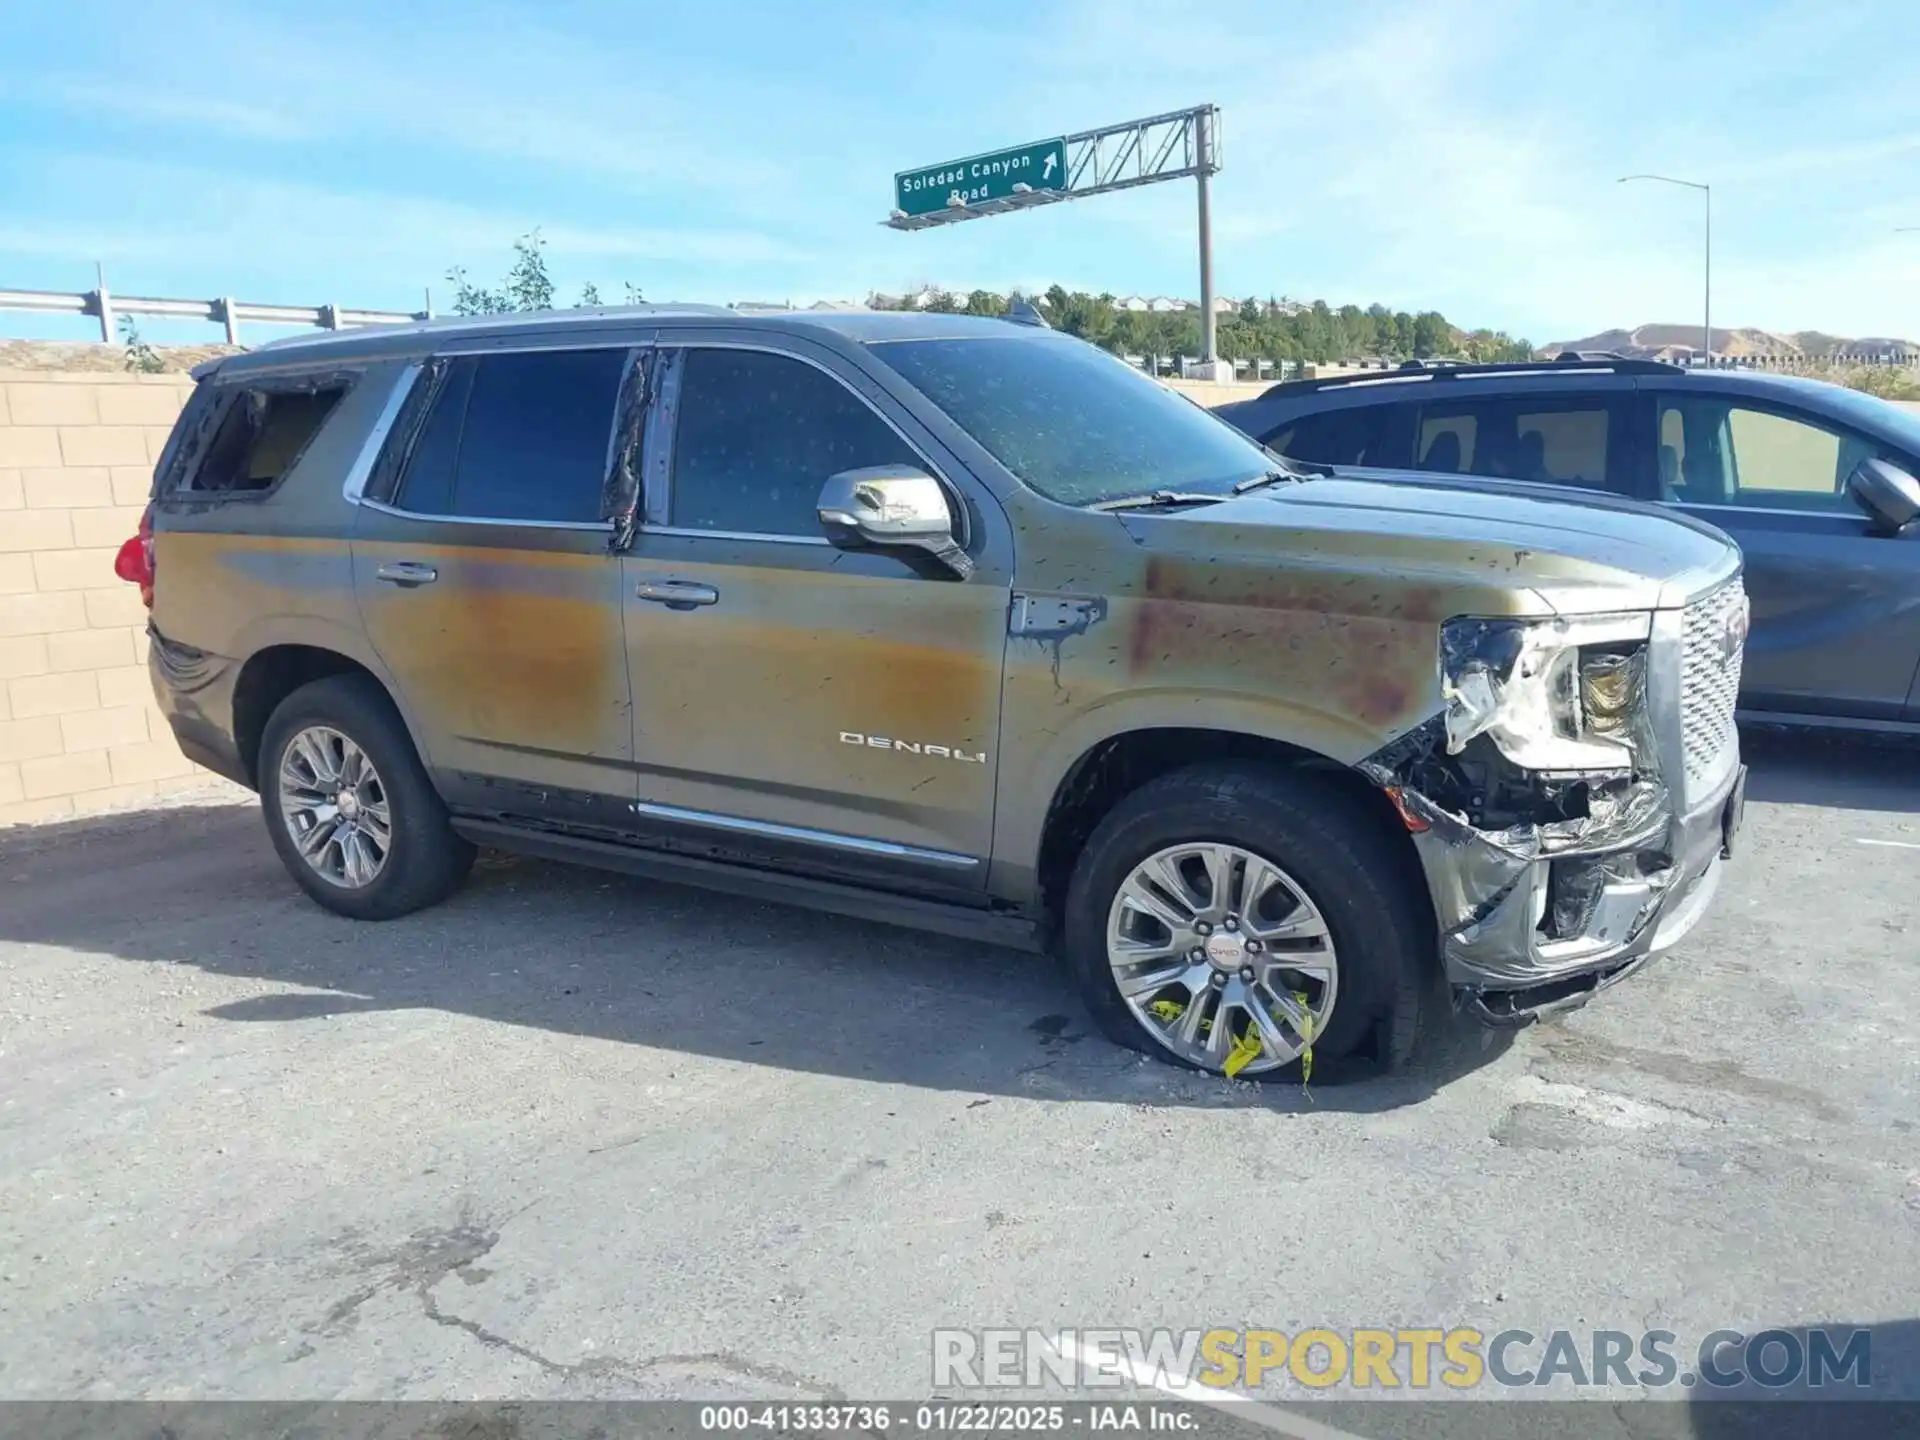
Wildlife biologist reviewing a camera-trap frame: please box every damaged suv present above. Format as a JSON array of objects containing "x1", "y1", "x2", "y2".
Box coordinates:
[{"x1": 125, "y1": 306, "x2": 1747, "y2": 1080}]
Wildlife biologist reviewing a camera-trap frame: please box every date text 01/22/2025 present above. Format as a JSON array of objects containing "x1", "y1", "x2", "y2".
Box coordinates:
[{"x1": 698, "y1": 1404, "x2": 1198, "y2": 1433}]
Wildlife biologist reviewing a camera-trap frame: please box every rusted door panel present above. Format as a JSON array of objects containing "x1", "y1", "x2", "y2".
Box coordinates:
[
  {"x1": 621, "y1": 537, "x2": 1006, "y2": 868},
  {"x1": 353, "y1": 515, "x2": 634, "y2": 809}
]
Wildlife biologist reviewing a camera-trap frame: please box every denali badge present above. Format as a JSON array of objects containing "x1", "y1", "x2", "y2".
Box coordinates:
[{"x1": 840, "y1": 731, "x2": 988, "y2": 764}]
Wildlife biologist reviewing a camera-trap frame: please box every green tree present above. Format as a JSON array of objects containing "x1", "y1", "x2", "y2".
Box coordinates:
[
  {"x1": 118, "y1": 314, "x2": 166, "y2": 373},
  {"x1": 1411, "y1": 311, "x2": 1451, "y2": 358},
  {"x1": 446, "y1": 229, "x2": 562, "y2": 315},
  {"x1": 438, "y1": 234, "x2": 1540, "y2": 369}
]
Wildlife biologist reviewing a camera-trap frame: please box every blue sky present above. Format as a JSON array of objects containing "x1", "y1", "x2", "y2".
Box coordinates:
[{"x1": 3, "y1": 0, "x2": 1919, "y2": 347}]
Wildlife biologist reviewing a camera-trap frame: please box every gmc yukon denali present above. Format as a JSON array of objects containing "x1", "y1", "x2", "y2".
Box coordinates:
[{"x1": 121, "y1": 306, "x2": 1749, "y2": 1080}]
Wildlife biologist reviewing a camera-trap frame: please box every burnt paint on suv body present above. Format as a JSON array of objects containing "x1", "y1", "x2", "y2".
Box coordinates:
[{"x1": 142, "y1": 307, "x2": 1746, "y2": 1026}]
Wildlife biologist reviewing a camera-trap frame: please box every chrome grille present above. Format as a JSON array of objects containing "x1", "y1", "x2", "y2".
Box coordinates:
[{"x1": 1680, "y1": 577, "x2": 1746, "y2": 791}]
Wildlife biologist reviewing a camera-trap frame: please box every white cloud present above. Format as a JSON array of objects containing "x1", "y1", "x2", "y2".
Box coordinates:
[
  {"x1": 32, "y1": 80, "x2": 313, "y2": 141},
  {"x1": 0, "y1": 155, "x2": 811, "y2": 305}
]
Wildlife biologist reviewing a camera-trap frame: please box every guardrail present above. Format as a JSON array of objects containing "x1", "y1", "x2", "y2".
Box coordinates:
[{"x1": 0, "y1": 286, "x2": 428, "y2": 346}]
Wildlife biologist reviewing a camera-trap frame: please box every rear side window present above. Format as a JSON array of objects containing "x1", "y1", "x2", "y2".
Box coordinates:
[
  {"x1": 670, "y1": 347, "x2": 920, "y2": 535},
  {"x1": 393, "y1": 360, "x2": 475, "y2": 515},
  {"x1": 1412, "y1": 396, "x2": 1622, "y2": 490},
  {"x1": 391, "y1": 349, "x2": 628, "y2": 523},
  {"x1": 1265, "y1": 407, "x2": 1389, "y2": 467},
  {"x1": 185, "y1": 384, "x2": 347, "y2": 494}
]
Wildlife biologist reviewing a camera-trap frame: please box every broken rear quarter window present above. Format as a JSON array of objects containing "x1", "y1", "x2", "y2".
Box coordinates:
[{"x1": 186, "y1": 385, "x2": 349, "y2": 494}]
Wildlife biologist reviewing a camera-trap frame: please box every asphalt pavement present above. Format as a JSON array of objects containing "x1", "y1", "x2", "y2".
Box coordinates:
[{"x1": 0, "y1": 732, "x2": 1916, "y2": 1436}]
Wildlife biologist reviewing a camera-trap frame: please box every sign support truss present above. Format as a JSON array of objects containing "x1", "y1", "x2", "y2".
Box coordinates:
[{"x1": 884, "y1": 105, "x2": 1225, "y2": 366}]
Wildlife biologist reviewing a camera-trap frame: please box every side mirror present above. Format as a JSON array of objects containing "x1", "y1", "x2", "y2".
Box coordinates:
[
  {"x1": 1846, "y1": 457, "x2": 1920, "y2": 535},
  {"x1": 817, "y1": 466, "x2": 973, "y2": 578}
]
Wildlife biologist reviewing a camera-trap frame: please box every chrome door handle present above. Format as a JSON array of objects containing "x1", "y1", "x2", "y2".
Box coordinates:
[
  {"x1": 375, "y1": 561, "x2": 438, "y2": 587},
  {"x1": 636, "y1": 580, "x2": 719, "y2": 609}
]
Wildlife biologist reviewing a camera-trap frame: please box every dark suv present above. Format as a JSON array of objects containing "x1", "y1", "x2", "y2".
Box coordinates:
[{"x1": 1217, "y1": 358, "x2": 1920, "y2": 734}]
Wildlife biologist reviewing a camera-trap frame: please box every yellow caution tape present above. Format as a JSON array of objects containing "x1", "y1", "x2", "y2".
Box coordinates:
[
  {"x1": 1222, "y1": 1022, "x2": 1264, "y2": 1079},
  {"x1": 1147, "y1": 998, "x2": 1186, "y2": 1024},
  {"x1": 1295, "y1": 992, "x2": 1315, "y2": 1089}
]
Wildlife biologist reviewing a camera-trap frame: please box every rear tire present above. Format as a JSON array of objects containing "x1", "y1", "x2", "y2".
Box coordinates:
[
  {"x1": 258, "y1": 674, "x2": 474, "y2": 920},
  {"x1": 1061, "y1": 763, "x2": 1429, "y2": 1082}
]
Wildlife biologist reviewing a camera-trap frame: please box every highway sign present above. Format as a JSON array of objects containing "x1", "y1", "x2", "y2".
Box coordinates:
[{"x1": 894, "y1": 138, "x2": 1068, "y2": 218}]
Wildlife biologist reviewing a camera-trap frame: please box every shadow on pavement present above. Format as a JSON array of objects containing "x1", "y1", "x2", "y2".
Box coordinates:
[
  {"x1": 1740, "y1": 724, "x2": 1920, "y2": 814},
  {"x1": 1680, "y1": 1315, "x2": 1920, "y2": 1439},
  {"x1": 0, "y1": 799, "x2": 1510, "y2": 1114}
]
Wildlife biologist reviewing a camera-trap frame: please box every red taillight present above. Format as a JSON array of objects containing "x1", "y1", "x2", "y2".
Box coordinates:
[{"x1": 114, "y1": 505, "x2": 155, "y2": 608}]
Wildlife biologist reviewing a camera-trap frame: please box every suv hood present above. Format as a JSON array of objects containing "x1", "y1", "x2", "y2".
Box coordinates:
[{"x1": 1138, "y1": 470, "x2": 1740, "y2": 614}]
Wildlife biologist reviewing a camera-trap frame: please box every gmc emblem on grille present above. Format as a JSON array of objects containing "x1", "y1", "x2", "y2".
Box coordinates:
[{"x1": 1719, "y1": 599, "x2": 1750, "y2": 666}]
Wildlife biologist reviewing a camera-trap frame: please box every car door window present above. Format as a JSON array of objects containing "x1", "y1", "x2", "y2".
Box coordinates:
[
  {"x1": 1264, "y1": 406, "x2": 1387, "y2": 466},
  {"x1": 392, "y1": 360, "x2": 475, "y2": 515},
  {"x1": 187, "y1": 384, "x2": 348, "y2": 494},
  {"x1": 1657, "y1": 396, "x2": 1874, "y2": 512},
  {"x1": 670, "y1": 347, "x2": 920, "y2": 536},
  {"x1": 1414, "y1": 397, "x2": 1618, "y2": 490},
  {"x1": 444, "y1": 349, "x2": 628, "y2": 523}
]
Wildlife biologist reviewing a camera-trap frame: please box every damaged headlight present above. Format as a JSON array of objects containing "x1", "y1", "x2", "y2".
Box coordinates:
[{"x1": 1440, "y1": 613, "x2": 1653, "y2": 770}]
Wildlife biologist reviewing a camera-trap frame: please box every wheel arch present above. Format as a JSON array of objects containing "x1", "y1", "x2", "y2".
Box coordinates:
[
  {"x1": 1016, "y1": 724, "x2": 1428, "y2": 950},
  {"x1": 233, "y1": 643, "x2": 404, "y2": 788}
]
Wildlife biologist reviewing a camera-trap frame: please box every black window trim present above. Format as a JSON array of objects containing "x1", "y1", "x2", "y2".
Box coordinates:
[
  {"x1": 341, "y1": 360, "x2": 426, "y2": 505},
  {"x1": 1648, "y1": 389, "x2": 1890, "y2": 523},
  {"x1": 166, "y1": 367, "x2": 361, "y2": 504},
  {"x1": 348, "y1": 343, "x2": 638, "y2": 533},
  {"x1": 646, "y1": 337, "x2": 967, "y2": 548}
]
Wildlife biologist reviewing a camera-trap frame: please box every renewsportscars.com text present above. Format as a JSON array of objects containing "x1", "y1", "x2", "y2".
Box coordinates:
[{"x1": 932, "y1": 1326, "x2": 1873, "y2": 1392}]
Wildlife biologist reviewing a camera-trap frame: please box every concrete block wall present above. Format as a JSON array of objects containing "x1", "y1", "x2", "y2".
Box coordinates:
[{"x1": 0, "y1": 368, "x2": 225, "y2": 825}]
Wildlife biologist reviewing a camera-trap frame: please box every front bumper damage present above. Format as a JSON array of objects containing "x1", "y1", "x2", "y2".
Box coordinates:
[
  {"x1": 1388, "y1": 758, "x2": 1743, "y2": 1024},
  {"x1": 1360, "y1": 610, "x2": 1746, "y2": 1028}
]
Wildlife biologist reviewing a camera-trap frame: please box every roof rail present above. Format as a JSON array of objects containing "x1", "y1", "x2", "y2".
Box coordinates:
[{"x1": 1256, "y1": 355, "x2": 1684, "y2": 398}]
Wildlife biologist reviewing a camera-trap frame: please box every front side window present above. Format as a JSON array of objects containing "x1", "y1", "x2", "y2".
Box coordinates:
[
  {"x1": 1265, "y1": 407, "x2": 1388, "y2": 467},
  {"x1": 1657, "y1": 396, "x2": 1874, "y2": 511},
  {"x1": 187, "y1": 383, "x2": 347, "y2": 493},
  {"x1": 1413, "y1": 397, "x2": 1617, "y2": 490},
  {"x1": 873, "y1": 334, "x2": 1272, "y2": 506},
  {"x1": 670, "y1": 347, "x2": 920, "y2": 535}
]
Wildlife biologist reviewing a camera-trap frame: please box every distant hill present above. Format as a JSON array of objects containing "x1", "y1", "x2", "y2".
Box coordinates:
[{"x1": 1544, "y1": 324, "x2": 1916, "y2": 363}]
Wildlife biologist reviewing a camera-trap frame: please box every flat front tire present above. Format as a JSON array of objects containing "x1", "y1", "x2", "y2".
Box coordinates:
[
  {"x1": 258, "y1": 674, "x2": 475, "y2": 920},
  {"x1": 1062, "y1": 764, "x2": 1429, "y2": 1082}
]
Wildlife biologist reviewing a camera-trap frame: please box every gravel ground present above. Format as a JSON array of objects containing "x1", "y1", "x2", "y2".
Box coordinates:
[{"x1": 0, "y1": 732, "x2": 1916, "y2": 1436}]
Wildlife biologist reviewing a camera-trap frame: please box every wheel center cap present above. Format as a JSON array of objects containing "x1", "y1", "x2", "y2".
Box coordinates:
[
  {"x1": 1203, "y1": 931, "x2": 1247, "y2": 970},
  {"x1": 336, "y1": 790, "x2": 360, "y2": 820}
]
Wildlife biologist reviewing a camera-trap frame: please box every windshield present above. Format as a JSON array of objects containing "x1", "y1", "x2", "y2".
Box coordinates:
[{"x1": 870, "y1": 334, "x2": 1276, "y2": 506}]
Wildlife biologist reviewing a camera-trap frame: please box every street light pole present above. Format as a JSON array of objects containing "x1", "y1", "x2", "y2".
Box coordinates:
[{"x1": 1619, "y1": 173, "x2": 1712, "y2": 365}]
